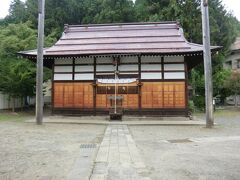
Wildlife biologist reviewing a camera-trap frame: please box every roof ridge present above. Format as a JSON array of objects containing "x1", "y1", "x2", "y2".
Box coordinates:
[{"x1": 67, "y1": 21, "x2": 179, "y2": 28}]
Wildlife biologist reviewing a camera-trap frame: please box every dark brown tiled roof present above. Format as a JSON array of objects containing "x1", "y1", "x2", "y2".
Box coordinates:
[{"x1": 19, "y1": 22, "x2": 220, "y2": 57}]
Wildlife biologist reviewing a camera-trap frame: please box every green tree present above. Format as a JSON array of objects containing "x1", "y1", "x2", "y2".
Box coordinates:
[
  {"x1": 0, "y1": 22, "x2": 52, "y2": 111},
  {"x1": 93, "y1": 0, "x2": 136, "y2": 23},
  {"x1": 0, "y1": 59, "x2": 36, "y2": 111},
  {"x1": 4, "y1": 0, "x2": 27, "y2": 24},
  {"x1": 0, "y1": 22, "x2": 36, "y2": 58}
]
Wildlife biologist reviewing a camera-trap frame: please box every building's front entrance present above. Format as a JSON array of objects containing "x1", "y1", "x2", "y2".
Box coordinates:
[{"x1": 96, "y1": 79, "x2": 138, "y2": 110}]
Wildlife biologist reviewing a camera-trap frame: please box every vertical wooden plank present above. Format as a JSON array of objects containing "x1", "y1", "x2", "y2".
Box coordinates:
[
  {"x1": 74, "y1": 83, "x2": 84, "y2": 108},
  {"x1": 174, "y1": 82, "x2": 186, "y2": 108},
  {"x1": 152, "y1": 82, "x2": 163, "y2": 108},
  {"x1": 53, "y1": 83, "x2": 64, "y2": 108},
  {"x1": 63, "y1": 83, "x2": 74, "y2": 107},
  {"x1": 141, "y1": 82, "x2": 153, "y2": 108},
  {"x1": 163, "y1": 82, "x2": 174, "y2": 108},
  {"x1": 83, "y1": 83, "x2": 93, "y2": 108},
  {"x1": 122, "y1": 94, "x2": 128, "y2": 108}
]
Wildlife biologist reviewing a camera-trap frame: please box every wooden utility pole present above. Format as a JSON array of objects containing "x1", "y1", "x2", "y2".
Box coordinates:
[
  {"x1": 36, "y1": 0, "x2": 45, "y2": 125},
  {"x1": 201, "y1": 0, "x2": 214, "y2": 128}
]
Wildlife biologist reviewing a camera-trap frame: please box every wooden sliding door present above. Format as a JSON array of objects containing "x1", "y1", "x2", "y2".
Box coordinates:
[
  {"x1": 142, "y1": 82, "x2": 185, "y2": 108},
  {"x1": 53, "y1": 82, "x2": 93, "y2": 108}
]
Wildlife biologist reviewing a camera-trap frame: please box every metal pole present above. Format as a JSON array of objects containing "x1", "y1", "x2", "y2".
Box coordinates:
[
  {"x1": 36, "y1": 0, "x2": 45, "y2": 125},
  {"x1": 201, "y1": 0, "x2": 214, "y2": 128}
]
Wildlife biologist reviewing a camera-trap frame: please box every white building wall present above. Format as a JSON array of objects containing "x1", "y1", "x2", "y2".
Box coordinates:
[{"x1": 53, "y1": 56, "x2": 185, "y2": 81}]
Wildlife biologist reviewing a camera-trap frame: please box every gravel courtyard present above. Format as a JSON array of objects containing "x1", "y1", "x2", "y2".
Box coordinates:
[
  {"x1": 0, "y1": 109, "x2": 240, "y2": 180},
  {"x1": 0, "y1": 120, "x2": 105, "y2": 180},
  {"x1": 129, "y1": 109, "x2": 240, "y2": 180}
]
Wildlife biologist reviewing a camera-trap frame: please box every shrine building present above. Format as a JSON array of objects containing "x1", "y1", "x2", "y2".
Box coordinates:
[{"x1": 19, "y1": 22, "x2": 219, "y2": 116}]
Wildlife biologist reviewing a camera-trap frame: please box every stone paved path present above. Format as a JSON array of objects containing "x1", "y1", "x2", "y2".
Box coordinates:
[{"x1": 90, "y1": 125, "x2": 151, "y2": 180}]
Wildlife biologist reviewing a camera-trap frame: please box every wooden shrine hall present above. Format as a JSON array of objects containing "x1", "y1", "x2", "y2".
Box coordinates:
[{"x1": 19, "y1": 22, "x2": 219, "y2": 116}]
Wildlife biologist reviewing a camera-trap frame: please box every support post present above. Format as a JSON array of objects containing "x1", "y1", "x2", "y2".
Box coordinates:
[
  {"x1": 36, "y1": 0, "x2": 45, "y2": 125},
  {"x1": 93, "y1": 57, "x2": 97, "y2": 115},
  {"x1": 201, "y1": 0, "x2": 214, "y2": 128},
  {"x1": 138, "y1": 55, "x2": 142, "y2": 115}
]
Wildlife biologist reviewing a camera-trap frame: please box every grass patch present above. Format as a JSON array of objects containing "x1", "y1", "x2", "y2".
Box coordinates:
[
  {"x1": 0, "y1": 111, "x2": 34, "y2": 122},
  {"x1": 193, "y1": 108, "x2": 240, "y2": 118},
  {"x1": 214, "y1": 109, "x2": 240, "y2": 117}
]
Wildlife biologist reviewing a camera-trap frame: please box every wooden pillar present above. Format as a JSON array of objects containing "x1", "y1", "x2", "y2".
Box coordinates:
[
  {"x1": 161, "y1": 56, "x2": 165, "y2": 110},
  {"x1": 93, "y1": 56, "x2": 97, "y2": 115},
  {"x1": 72, "y1": 57, "x2": 76, "y2": 114},
  {"x1": 184, "y1": 58, "x2": 189, "y2": 117},
  {"x1": 51, "y1": 61, "x2": 55, "y2": 115},
  {"x1": 138, "y1": 55, "x2": 142, "y2": 115}
]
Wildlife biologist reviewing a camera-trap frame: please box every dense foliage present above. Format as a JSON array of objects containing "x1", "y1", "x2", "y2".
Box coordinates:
[
  {"x1": 0, "y1": 22, "x2": 52, "y2": 111},
  {"x1": 0, "y1": 0, "x2": 240, "y2": 110}
]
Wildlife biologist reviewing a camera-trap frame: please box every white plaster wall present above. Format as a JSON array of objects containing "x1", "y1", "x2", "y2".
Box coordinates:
[
  {"x1": 164, "y1": 64, "x2": 185, "y2": 71},
  {"x1": 75, "y1": 65, "x2": 94, "y2": 72},
  {"x1": 164, "y1": 72, "x2": 185, "y2": 79},
  {"x1": 75, "y1": 73, "x2": 94, "y2": 80},
  {"x1": 96, "y1": 65, "x2": 115, "y2": 72},
  {"x1": 54, "y1": 66, "x2": 73, "y2": 72},
  {"x1": 54, "y1": 74, "x2": 73, "y2": 80},
  {"x1": 142, "y1": 73, "x2": 162, "y2": 79},
  {"x1": 119, "y1": 64, "x2": 138, "y2": 71},
  {"x1": 142, "y1": 64, "x2": 161, "y2": 71}
]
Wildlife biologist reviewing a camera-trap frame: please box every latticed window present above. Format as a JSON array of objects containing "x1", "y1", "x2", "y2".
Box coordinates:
[
  {"x1": 118, "y1": 86, "x2": 127, "y2": 94},
  {"x1": 107, "y1": 86, "x2": 115, "y2": 94},
  {"x1": 127, "y1": 86, "x2": 138, "y2": 94},
  {"x1": 97, "y1": 86, "x2": 107, "y2": 94}
]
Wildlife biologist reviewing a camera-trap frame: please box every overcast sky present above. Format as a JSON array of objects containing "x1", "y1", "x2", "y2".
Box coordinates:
[{"x1": 0, "y1": 0, "x2": 240, "y2": 20}]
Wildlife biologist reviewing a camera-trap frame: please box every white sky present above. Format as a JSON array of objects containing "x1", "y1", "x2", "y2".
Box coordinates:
[{"x1": 0, "y1": 0, "x2": 240, "y2": 20}]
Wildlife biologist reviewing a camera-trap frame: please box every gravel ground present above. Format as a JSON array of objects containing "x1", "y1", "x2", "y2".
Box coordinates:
[
  {"x1": 0, "y1": 121, "x2": 105, "y2": 180},
  {"x1": 129, "y1": 109, "x2": 240, "y2": 180}
]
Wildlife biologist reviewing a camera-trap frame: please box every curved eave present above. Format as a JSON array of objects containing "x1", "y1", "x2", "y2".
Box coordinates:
[{"x1": 18, "y1": 46, "x2": 221, "y2": 59}]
